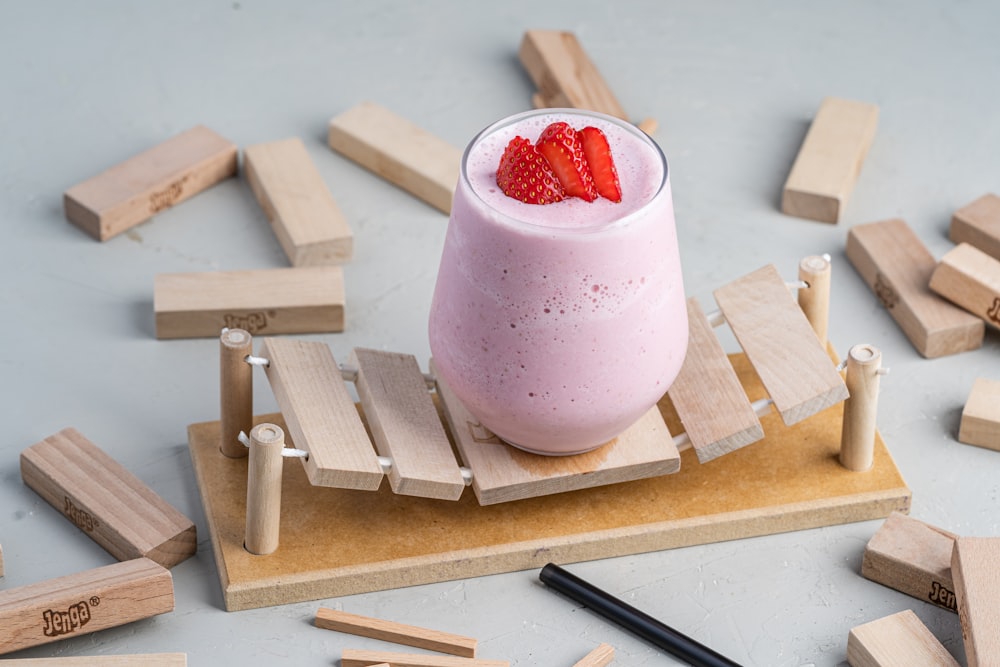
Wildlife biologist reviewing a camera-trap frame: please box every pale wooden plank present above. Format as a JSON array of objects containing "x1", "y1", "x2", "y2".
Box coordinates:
[
  {"x1": 327, "y1": 102, "x2": 461, "y2": 214},
  {"x1": 316, "y1": 607, "x2": 477, "y2": 657},
  {"x1": 861, "y1": 512, "x2": 958, "y2": 613},
  {"x1": 929, "y1": 242, "x2": 1000, "y2": 330},
  {"x1": 351, "y1": 349, "x2": 465, "y2": 501},
  {"x1": 847, "y1": 609, "x2": 959, "y2": 667},
  {"x1": 781, "y1": 97, "x2": 878, "y2": 223},
  {"x1": 341, "y1": 650, "x2": 507, "y2": 667},
  {"x1": 0, "y1": 558, "x2": 173, "y2": 655},
  {"x1": 64, "y1": 125, "x2": 237, "y2": 241},
  {"x1": 951, "y1": 537, "x2": 1000, "y2": 667},
  {"x1": 154, "y1": 266, "x2": 345, "y2": 339},
  {"x1": 713, "y1": 264, "x2": 848, "y2": 425},
  {"x1": 846, "y1": 218, "x2": 984, "y2": 358},
  {"x1": 261, "y1": 338, "x2": 382, "y2": 490},
  {"x1": 20, "y1": 428, "x2": 196, "y2": 569},
  {"x1": 244, "y1": 137, "x2": 353, "y2": 267},
  {"x1": 959, "y1": 378, "x2": 1000, "y2": 451},
  {"x1": 950, "y1": 193, "x2": 1000, "y2": 261},
  {"x1": 572, "y1": 643, "x2": 614, "y2": 667},
  {"x1": 667, "y1": 297, "x2": 764, "y2": 462},
  {"x1": 2, "y1": 655, "x2": 187, "y2": 666}
]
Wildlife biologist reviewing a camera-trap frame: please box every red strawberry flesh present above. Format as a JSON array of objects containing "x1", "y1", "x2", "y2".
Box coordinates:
[
  {"x1": 535, "y1": 122, "x2": 598, "y2": 202},
  {"x1": 579, "y1": 126, "x2": 622, "y2": 203},
  {"x1": 495, "y1": 136, "x2": 566, "y2": 205}
]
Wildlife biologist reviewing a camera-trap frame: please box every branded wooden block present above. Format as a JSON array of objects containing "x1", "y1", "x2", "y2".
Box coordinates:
[
  {"x1": 950, "y1": 193, "x2": 1000, "y2": 261},
  {"x1": 2, "y1": 655, "x2": 187, "y2": 666},
  {"x1": 153, "y1": 266, "x2": 345, "y2": 339},
  {"x1": 781, "y1": 97, "x2": 878, "y2": 223},
  {"x1": 929, "y1": 242, "x2": 1000, "y2": 330},
  {"x1": 316, "y1": 607, "x2": 477, "y2": 657},
  {"x1": 244, "y1": 137, "x2": 353, "y2": 267},
  {"x1": 340, "y1": 650, "x2": 507, "y2": 667},
  {"x1": 958, "y1": 378, "x2": 1000, "y2": 451},
  {"x1": 328, "y1": 102, "x2": 461, "y2": 214},
  {"x1": 0, "y1": 558, "x2": 174, "y2": 655},
  {"x1": 846, "y1": 218, "x2": 984, "y2": 357},
  {"x1": 20, "y1": 428, "x2": 196, "y2": 569},
  {"x1": 572, "y1": 644, "x2": 614, "y2": 667},
  {"x1": 64, "y1": 125, "x2": 237, "y2": 241},
  {"x1": 847, "y1": 609, "x2": 959, "y2": 667},
  {"x1": 951, "y1": 537, "x2": 1000, "y2": 666}
]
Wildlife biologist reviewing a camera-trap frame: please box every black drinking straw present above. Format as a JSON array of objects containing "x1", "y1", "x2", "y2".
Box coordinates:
[{"x1": 539, "y1": 563, "x2": 743, "y2": 667}]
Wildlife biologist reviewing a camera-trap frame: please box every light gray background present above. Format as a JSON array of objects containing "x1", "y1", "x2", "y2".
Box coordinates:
[{"x1": 1, "y1": 2, "x2": 998, "y2": 665}]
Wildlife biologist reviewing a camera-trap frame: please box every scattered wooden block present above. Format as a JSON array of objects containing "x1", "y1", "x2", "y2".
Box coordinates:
[
  {"x1": 781, "y1": 97, "x2": 878, "y2": 223},
  {"x1": 846, "y1": 609, "x2": 959, "y2": 667},
  {"x1": 572, "y1": 643, "x2": 614, "y2": 667},
  {"x1": 958, "y1": 378, "x2": 1000, "y2": 451},
  {"x1": 929, "y1": 242, "x2": 1000, "y2": 330},
  {"x1": 861, "y1": 512, "x2": 958, "y2": 613},
  {"x1": 153, "y1": 266, "x2": 345, "y2": 339},
  {"x1": 64, "y1": 125, "x2": 237, "y2": 241},
  {"x1": 2, "y1": 655, "x2": 187, "y2": 666},
  {"x1": 951, "y1": 537, "x2": 1000, "y2": 666},
  {"x1": 244, "y1": 137, "x2": 353, "y2": 267},
  {"x1": 713, "y1": 264, "x2": 848, "y2": 425},
  {"x1": 20, "y1": 428, "x2": 196, "y2": 569},
  {"x1": 667, "y1": 297, "x2": 763, "y2": 462},
  {"x1": 0, "y1": 558, "x2": 174, "y2": 655},
  {"x1": 315, "y1": 607, "x2": 477, "y2": 657},
  {"x1": 328, "y1": 102, "x2": 461, "y2": 214},
  {"x1": 846, "y1": 218, "x2": 984, "y2": 358},
  {"x1": 950, "y1": 193, "x2": 1000, "y2": 261},
  {"x1": 340, "y1": 649, "x2": 508, "y2": 667}
]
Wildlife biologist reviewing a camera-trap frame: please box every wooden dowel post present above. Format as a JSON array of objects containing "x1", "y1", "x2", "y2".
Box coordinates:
[
  {"x1": 840, "y1": 344, "x2": 882, "y2": 471},
  {"x1": 245, "y1": 423, "x2": 285, "y2": 555},
  {"x1": 798, "y1": 255, "x2": 831, "y2": 347},
  {"x1": 220, "y1": 328, "x2": 253, "y2": 458}
]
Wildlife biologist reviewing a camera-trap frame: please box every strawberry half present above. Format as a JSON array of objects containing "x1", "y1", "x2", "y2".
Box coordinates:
[
  {"x1": 535, "y1": 122, "x2": 598, "y2": 202},
  {"x1": 579, "y1": 126, "x2": 622, "y2": 203},
  {"x1": 496, "y1": 136, "x2": 566, "y2": 205}
]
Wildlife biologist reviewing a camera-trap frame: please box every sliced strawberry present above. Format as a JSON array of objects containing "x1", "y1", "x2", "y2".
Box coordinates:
[
  {"x1": 579, "y1": 126, "x2": 622, "y2": 203},
  {"x1": 535, "y1": 122, "x2": 597, "y2": 202},
  {"x1": 496, "y1": 136, "x2": 566, "y2": 205}
]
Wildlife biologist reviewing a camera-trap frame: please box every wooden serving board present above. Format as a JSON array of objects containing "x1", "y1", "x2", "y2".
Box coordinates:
[{"x1": 187, "y1": 352, "x2": 910, "y2": 611}]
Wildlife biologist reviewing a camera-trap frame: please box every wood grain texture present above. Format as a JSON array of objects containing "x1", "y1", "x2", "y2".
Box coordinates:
[
  {"x1": 327, "y1": 102, "x2": 461, "y2": 213},
  {"x1": 351, "y1": 349, "x2": 465, "y2": 500},
  {"x1": 261, "y1": 338, "x2": 382, "y2": 490},
  {"x1": 316, "y1": 607, "x2": 477, "y2": 657},
  {"x1": 929, "y1": 242, "x2": 1000, "y2": 330},
  {"x1": 219, "y1": 328, "x2": 253, "y2": 458},
  {"x1": 713, "y1": 264, "x2": 848, "y2": 425},
  {"x1": 781, "y1": 97, "x2": 878, "y2": 223},
  {"x1": 1, "y1": 655, "x2": 187, "y2": 666},
  {"x1": 20, "y1": 428, "x2": 196, "y2": 569},
  {"x1": 959, "y1": 378, "x2": 1000, "y2": 451},
  {"x1": 154, "y1": 266, "x2": 345, "y2": 339},
  {"x1": 847, "y1": 609, "x2": 959, "y2": 667},
  {"x1": 340, "y1": 650, "x2": 506, "y2": 667},
  {"x1": 667, "y1": 297, "x2": 763, "y2": 462},
  {"x1": 950, "y1": 193, "x2": 1000, "y2": 261},
  {"x1": 846, "y1": 218, "x2": 984, "y2": 358},
  {"x1": 572, "y1": 643, "x2": 614, "y2": 667},
  {"x1": 64, "y1": 125, "x2": 237, "y2": 241},
  {"x1": 952, "y1": 537, "x2": 1000, "y2": 666},
  {"x1": 0, "y1": 558, "x2": 174, "y2": 655},
  {"x1": 244, "y1": 137, "x2": 353, "y2": 266},
  {"x1": 245, "y1": 424, "x2": 285, "y2": 556},
  {"x1": 840, "y1": 344, "x2": 882, "y2": 472}
]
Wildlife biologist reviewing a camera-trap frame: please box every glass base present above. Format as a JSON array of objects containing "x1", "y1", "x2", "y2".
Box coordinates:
[{"x1": 499, "y1": 437, "x2": 610, "y2": 457}]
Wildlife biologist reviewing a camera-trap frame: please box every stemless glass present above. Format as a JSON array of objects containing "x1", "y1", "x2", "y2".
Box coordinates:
[{"x1": 428, "y1": 109, "x2": 687, "y2": 455}]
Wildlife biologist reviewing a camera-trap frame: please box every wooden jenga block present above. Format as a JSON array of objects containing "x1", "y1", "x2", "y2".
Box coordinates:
[
  {"x1": 244, "y1": 137, "x2": 353, "y2": 267},
  {"x1": 846, "y1": 219, "x2": 984, "y2": 357},
  {"x1": 20, "y1": 428, "x2": 196, "y2": 569},
  {"x1": 861, "y1": 512, "x2": 958, "y2": 613},
  {"x1": 781, "y1": 97, "x2": 878, "y2": 223},
  {"x1": 0, "y1": 558, "x2": 174, "y2": 655},
  {"x1": 929, "y1": 242, "x2": 1000, "y2": 330},
  {"x1": 951, "y1": 537, "x2": 1000, "y2": 666},
  {"x1": 572, "y1": 643, "x2": 614, "y2": 667},
  {"x1": 2, "y1": 655, "x2": 187, "y2": 666},
  {"x1": 153, "y1": 266, "x2": 345, "y2": 339},
  {"x1": 64, "y1": 125, "x2": 237, "y2": 241},
  {"x1": 950, "y1": 193, "x2": 1000, "y2": 261},
  {"x1": 327, "y1": 102, "x2": 461, "y2": 214},
  {"x1": 846, "y1": 609, "x2": 959, "y2": 667},
  {"x1": 315, "y1": 607, "x2": 477, "y2": 657},
  {"x1": 340, "y1": 650, "x2": 508, "y2": 667},
  {"x1": 959, "y1": 378, "x2": 1000, "y2": 451}
]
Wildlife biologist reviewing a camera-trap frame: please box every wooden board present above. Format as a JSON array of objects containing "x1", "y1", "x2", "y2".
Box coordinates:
[
  {"x1": 950, "y1": 193, "x2": 1000, "y2": 261},
  {"x1": 20, "y1": 428, "x2": 196, "y2": 569},
  {"x1": 341, "y1": 651, "x2": 507, "y2": 667},
  {"x1": 958, "y1": 378, "x2": 1000, "y2": 451},
  {"x1": 327, "y1": 102, "x2": 461, "y2": 214},
  {"x1": 244, "y1": 137, "x2": 353, "y2": 267},
  {"x1": 153, "y1": 266, "x2": 345, "y2": 339},
  {"x1": 929, "y1": 242, "x2": 1000, "y2": 330},
  {"x1": 952, "y1": 537, "x2": 1000, "y2": 667},
  {"x1": 572, "y1": 644, "x2": 614, "y2": 667},
  {"x1": 846, "y1": 218, "x2": 985, "y2": 358},
  {"x1": 188, "y1": 351, "x2": 910, "y2": 611},
  {"x1": 2, "y1": 655, "x2": 187, "y2": 666},
  {"x1": 781, "y1": 97, "x2": 878, "y2": 223},
  {"x1": 315, "y1": 607, "x2": 477, "y2": 657},
  {"x1": 846, "y1": 609, "x2": 959, "y2": 667},
  {"x1": 64, "y1": 125, "x2": 237, "y2": 241}
]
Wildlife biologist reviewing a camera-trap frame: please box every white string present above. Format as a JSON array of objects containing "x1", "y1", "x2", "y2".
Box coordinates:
[
  {"x1": 244, "y1": 355, "x2": 270, "y2": 367},
  {"x1": 237, "y1": 431, "x2": 308, "y2": 459}
]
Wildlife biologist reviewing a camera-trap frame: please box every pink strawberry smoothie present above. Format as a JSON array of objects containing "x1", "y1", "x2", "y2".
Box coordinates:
[{"x1": 429, "y1": 109, "x2": 687, "y2": 455}]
